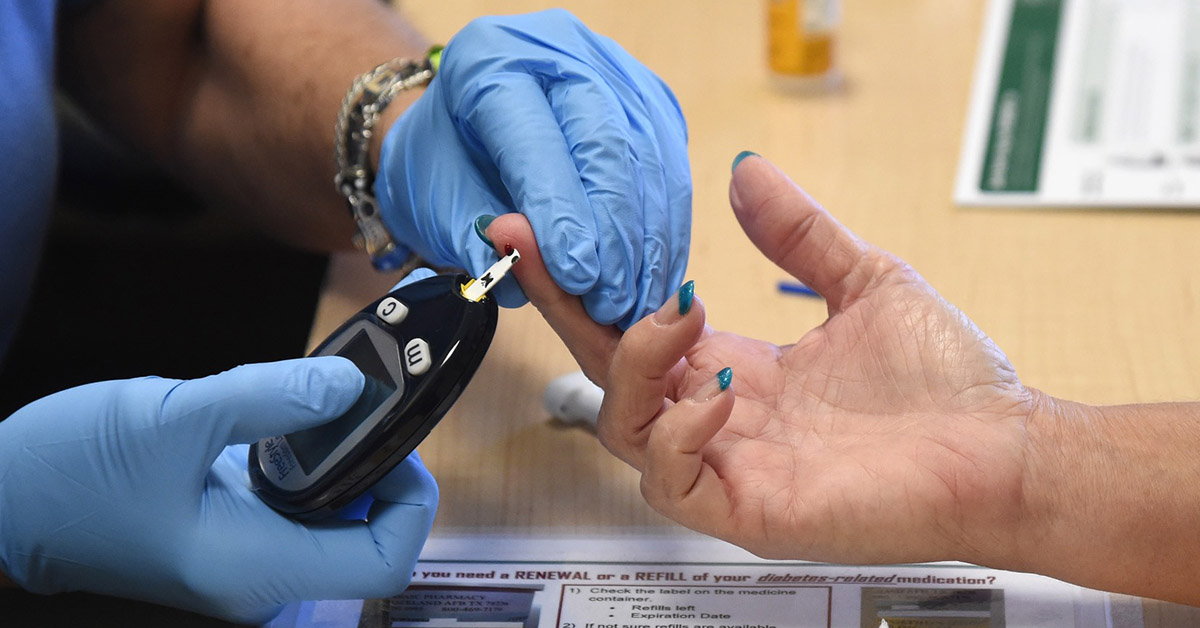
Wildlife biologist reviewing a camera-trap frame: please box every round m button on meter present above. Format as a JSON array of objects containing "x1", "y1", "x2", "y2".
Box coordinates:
[{"x1": 404, "y1": 338, "x2": 432, "y2": 376}]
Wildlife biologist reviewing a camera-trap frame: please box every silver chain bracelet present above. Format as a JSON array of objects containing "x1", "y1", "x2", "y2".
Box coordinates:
[{"x1": 334, "y1": 46, "x2": 442, "y2": 271}]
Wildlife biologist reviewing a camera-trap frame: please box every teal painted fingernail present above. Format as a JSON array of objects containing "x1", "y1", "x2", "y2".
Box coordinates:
[
  {"x1": 732, "y1": 150, "x2": 758, "y2": 173},
  {"x1": 474, "y1": 215, "x2": 496, "y2": 249},
  {"x1": 678, "y1": 280, "x2": 695, "y2": 315},
  {"x1": 717, "y1": 367, "x2": 733, "y2": 391},
  {"x1": 690, "y1": 366, "x2": 734, "y2": 403}
]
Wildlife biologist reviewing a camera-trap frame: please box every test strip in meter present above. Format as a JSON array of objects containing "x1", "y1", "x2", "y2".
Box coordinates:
[{"x1": 461, "y1": 247, "x2": 521, "y2": 302}]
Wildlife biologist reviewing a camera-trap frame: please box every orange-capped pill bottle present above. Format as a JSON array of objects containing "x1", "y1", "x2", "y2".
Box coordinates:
[{"x1": 767, "y1": 0, "x2": 841, "y2": 89}]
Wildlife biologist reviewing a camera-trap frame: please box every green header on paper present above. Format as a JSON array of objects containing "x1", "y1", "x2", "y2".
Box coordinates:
[{"x1": 979, "y1": 0, "x2": 1064, "y2": 192}]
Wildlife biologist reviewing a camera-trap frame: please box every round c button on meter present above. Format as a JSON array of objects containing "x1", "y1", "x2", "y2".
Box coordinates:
[{"x1": 375, "y1": 297, "x2": 408, "y2": 325}]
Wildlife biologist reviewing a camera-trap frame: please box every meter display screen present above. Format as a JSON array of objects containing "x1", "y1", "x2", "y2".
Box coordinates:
[{"x1": 286, "y1": 330, "x2": 399, "y2": 475}]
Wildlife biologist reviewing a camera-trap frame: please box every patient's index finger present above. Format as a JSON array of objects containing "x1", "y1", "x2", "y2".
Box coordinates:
[{"x1": 485, "y1": 213, "x2": 621, "y2": 387}]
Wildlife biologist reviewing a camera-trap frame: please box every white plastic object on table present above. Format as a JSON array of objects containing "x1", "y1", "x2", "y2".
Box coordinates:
[{"x1": 543, "y1": 371, "x2": 604, "y2": 428}]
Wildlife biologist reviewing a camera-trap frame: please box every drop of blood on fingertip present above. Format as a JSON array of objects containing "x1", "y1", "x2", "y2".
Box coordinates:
[{"x1": 504, "y1": 244, "x2": 514, "y2": 256}]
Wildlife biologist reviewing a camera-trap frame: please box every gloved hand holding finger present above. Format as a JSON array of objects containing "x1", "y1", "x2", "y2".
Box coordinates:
[{"x1": 377, "y1": 9, "x2": 690, "y2": 328}]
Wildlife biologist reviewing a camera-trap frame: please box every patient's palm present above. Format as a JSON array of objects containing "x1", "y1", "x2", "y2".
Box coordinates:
[{"x1": 677, "y1": 276, "x2": 1031, "y2": 564}]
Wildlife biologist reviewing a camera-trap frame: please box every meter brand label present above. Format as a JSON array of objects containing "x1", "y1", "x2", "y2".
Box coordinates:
[{"x1": 263, "y1": 436, "x2": 298, "y2": 480}]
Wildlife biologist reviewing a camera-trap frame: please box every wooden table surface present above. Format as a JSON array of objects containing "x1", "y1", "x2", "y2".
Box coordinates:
[{"x1": 312, "y1": 1, "x2": 1200, "y2": 623}]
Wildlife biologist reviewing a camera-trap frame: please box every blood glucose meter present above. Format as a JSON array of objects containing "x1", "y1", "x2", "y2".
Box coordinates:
[{"x1": 249, "y1": 250, "x2": 518, "y2": 520}]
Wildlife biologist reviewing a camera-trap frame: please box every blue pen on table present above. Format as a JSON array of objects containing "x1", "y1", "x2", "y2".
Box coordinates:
[{"x1": 778, "y1": 280, "x2": 821, "y2": 298}]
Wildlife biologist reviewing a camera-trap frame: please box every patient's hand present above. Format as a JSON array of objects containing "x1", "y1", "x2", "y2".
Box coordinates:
[{"x1": 484, "y1": 155, "x2": 1037, "y2": 569}]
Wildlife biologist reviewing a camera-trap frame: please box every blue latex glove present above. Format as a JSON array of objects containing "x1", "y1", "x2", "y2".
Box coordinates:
[
  {"x1": 377, "y1": 9, "x2": 691, "y2": 329},
  {"x1": 0, "y1": 354, "x2": 438, "y2": 624}
]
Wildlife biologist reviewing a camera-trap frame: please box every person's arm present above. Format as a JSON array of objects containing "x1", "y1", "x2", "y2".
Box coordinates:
[
  {"x1": 59, "y1": 4, "x2": 692, "y2": 327},
  {"x1": 479, "y1": 154, "x2": 1200, "y2": 606},
  {"x1": 1012, "y1": 397, "x2": 1200, "y2": 604},
  {"x1": 57, "y1": 0, "x2": 428, "y2": 251}
]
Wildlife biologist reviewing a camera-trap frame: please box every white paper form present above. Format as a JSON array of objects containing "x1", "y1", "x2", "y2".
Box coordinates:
[
  {"x1": 956, "y1": 0, "x2": 1200, "y2": 207},
  {"x1": 264, "y1": 534, "x2": 1133, "y2": 628}
]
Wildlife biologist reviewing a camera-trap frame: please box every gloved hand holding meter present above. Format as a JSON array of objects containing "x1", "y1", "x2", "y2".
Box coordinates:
[{"x1": 0, "y1": 258, "x2": 517, "y2": 624}]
